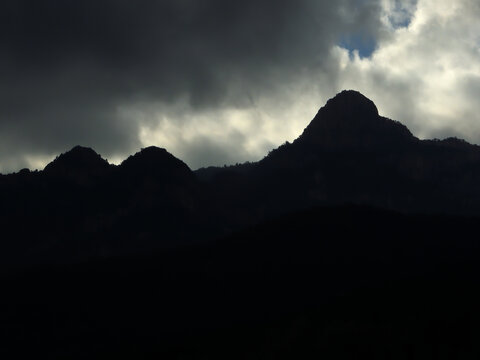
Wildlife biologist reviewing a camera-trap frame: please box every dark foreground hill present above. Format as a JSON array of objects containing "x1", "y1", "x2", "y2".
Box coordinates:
[
  {"x1": 2, "y1": 90, "x2": 480, "y2": 357},
  {"x1": 2, "y1": 205, "x2": 480, "y2": 358}
]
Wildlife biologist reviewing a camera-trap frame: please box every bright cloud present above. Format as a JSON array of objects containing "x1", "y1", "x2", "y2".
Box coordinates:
[
  {"x1": 335, "y1": 0, "x2": 480, "y2": 141},
  {"x1": 137, "y1": 0, "x2": 480, "y2": 170},
  {"x1": 1, "y1": 0, "x2": 479, "y2": 172}
]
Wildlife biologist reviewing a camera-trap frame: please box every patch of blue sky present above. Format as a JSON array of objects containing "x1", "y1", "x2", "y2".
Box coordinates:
[
  {"x1": 388, "y1": 9, "x2": 413, "y2": 28},
  {"x1": 386, "y1": 0, "x2": 417, "y2": 29},
  {"x1": 338, "y1": 33, "x2": 377, "y2": 59}
]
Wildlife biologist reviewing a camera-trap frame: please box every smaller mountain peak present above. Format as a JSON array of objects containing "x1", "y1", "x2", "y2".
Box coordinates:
[
  {"x1": 43, "y1": 146, "x2": 110, "y2": 179},
  {"x1": 44, "y1": 146, "x2": 108, "y2": 169},
  {"x1": 120, "y1": 146, "x2": 192, "y2": 178},
  {"x1": 138, "y1": 146, "x2": 170, "y2": 156},
  {"x1": 70, "y1": 145, "x2": 97, "y2": 153},
  {"x1": 55, "y1": 145, "x2": 102, "y2": 159},
  {"x1": 122, "y1": 146, "x2": 178, "y2": 166}
]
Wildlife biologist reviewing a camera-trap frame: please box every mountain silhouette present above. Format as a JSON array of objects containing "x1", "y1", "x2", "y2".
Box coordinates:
[
  {"x1": 3, "y1": 90, "x2": 480, "y2": 358},
  {"x1": 45, "y1": 145, "x2": 109, "y2": 171},
  {"x1": 43, "y1": 145, "x2": 112, "y2": 179},
  {"x1": 207, "y1": 90, "x2": 480, "y2": 218},
  {"x1": 2, "y1": 90, "x2": 480, "y2": 264},
  {"x1": 119, "y1": 146, "x2": 196, "y2": 186},
  {"x1": 297, "y1": 90, "x2": 415, "y2": 148}
]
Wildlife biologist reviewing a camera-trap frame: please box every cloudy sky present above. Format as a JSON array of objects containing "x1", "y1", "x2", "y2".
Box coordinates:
[{"x1": 1, "y1": 0, "x2": 479, "y2": 173}]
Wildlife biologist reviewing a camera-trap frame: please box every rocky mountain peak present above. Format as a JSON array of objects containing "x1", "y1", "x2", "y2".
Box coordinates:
[{"x1": 297, "y1": 90, "x2": 415, "y2": 148}]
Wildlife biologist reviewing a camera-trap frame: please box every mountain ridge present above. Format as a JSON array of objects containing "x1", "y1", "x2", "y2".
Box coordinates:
[
  {"x1": 2, "y1": 89, "x2": 478, "y2": 177},
  {"x1": 3, "y1": 89, "x2": 480, "y2": 264},
  {"x1": 2, "y1": 90, "x2": 480, "y2": 358}
]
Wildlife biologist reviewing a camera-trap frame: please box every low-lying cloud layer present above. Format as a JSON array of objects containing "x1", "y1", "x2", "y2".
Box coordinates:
[{"x1": 0, "y1": 0, "x2": 479, "y2": 172}]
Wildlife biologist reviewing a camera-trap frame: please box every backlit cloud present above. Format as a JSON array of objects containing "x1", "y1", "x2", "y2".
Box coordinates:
[
  {"x1": 335, "y1": 0, "x2": 480, "y2": 141},
  {"x1": 0, "y1": 0, "x2": 478, "y2": 172}
]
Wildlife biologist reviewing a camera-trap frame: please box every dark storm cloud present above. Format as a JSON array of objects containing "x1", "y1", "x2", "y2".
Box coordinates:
[{"x1": 0, "y1": 0, "x2": 383, "y2": 172}]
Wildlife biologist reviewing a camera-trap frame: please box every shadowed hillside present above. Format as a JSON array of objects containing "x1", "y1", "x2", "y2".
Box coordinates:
[
  {"x1": 1, "y1": 90, "x2": 480, "y2": 358},
  {"x1": 3, "y1": 90, "x2": 480, "y2": 264},
  {"x1": 200, "y1": 90, "x2": 480, "y2": 220},
  {"x1": 2, "y1": 205, "x2": 480, "y2": 358}
]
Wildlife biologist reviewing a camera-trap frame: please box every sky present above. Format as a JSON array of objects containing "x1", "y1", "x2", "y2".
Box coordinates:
[{"x1": 1, "y1": 0, "x2": 480, "y2": 173}]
